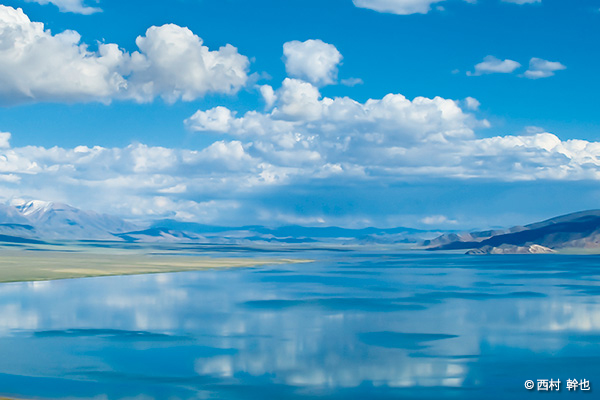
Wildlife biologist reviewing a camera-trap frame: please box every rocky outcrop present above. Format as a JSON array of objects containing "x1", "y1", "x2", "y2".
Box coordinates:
[{"x1": 466, "y1": 244, "x2": 556, "y2": 255}]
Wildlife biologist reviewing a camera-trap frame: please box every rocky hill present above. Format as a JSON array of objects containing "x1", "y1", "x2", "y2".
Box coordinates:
[{"x1": 427, "y1": 210, "x2": 600, "y2": 252}]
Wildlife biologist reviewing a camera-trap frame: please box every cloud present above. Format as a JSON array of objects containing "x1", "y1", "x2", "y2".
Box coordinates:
[
  {"x1": 2, "y1": 77, "x2": 600, "y2": 225},
  {"x1": 0, "y1": 6, "x2": 250, "y2": 105},
  {"x1": 467, "y1": 56, "x2": 565, "y2": 79},
  {"x1": 467, "y1": 56, "x2": 521, "y2": 76},
  {"x1": 463, "y1": 97, "x2": 480, "y2": 111},
  {"x1": 283, "y1": 40, "x2": 342, "y2": 86},
  {"x1": 341, "y1": 77, "x2": 364, "y2": 87},
  {"x1": 274, "y1": 78, "x2": 324, "y2": 121},
  {"x1": 2, "y1": 123, "x2": 600, "y2": 226},
  {"x1": 25, "y1": 0, "x2": 101, "y2": 15},
  {"x1": 0, "y1": 132, "x2": 11, "y2": 149},
  {"x1": 523, "y1": 57, "x2": 566, "y2": 79},
  {"x1": 353, "y1": 0, "x2": 446, "y2": 15},
  {"x1": 128, "y1": 24, "x2": 250, "y2": 103},
  {"x1": 259, "y1": 85, "x2": 277, "y2": 108},
  {"x1": 0, "y1": 140, "x2": 262, "y2": 222},
  {"x1": 185, "y1": 78, "x2": 600, "y2": 184},
  {"x1": 525, "y1": 126, "x2": 546, "y2": 134},
  {"x1": 185, "y1": 106, "x2": 234, "y2": 133},
  {"x1": 353, "y1": 0, "x2": 541, "y2": 15},
  {"x1": 0, "y1": 6, "x2": 126, "y2": 104},
  {"x1": 186, "y1": 77, "x2": 485, "y2": 169},
  {"x1": 502, "y1": 0, "x2": 541, "y2": 4},
  {"x1": 421, "y1": 215, "x2": 458, "y2": 225}
]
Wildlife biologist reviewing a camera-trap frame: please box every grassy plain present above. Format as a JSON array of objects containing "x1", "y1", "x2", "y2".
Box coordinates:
[{"x1": 0, "y1": 242, "x2": 309, "y2": 283}]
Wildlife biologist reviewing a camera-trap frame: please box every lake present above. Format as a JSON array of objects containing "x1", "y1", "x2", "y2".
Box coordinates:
[{"x1": 0, "y1": 249, "x2": 599, "y2": 399}]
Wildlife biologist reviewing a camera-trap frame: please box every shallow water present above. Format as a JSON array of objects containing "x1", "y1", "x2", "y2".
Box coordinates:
[{"x1": 0, "y1": 250, "x2": 599, "y2": 399}]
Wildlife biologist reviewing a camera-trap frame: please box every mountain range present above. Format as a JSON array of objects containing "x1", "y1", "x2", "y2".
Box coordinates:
[
  {"x1": 0, "y1": 200, "x2": 435, "y2": 245},
  {"x1": 2, "y1": 200, "x2": 600, "y2": 251}
]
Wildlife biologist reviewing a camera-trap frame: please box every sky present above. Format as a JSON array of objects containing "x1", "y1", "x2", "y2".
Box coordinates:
[{"x1": 0, "y1": 0, "x2": 599, "y2": 229}]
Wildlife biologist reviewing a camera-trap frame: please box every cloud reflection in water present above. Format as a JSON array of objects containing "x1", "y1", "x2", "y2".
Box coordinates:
[{"x1": 0, "y1": 253, "x2": 599, "y2": 399}]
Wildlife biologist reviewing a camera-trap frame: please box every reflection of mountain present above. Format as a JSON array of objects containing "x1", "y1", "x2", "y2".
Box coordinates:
[{"x1": 427, "y1": 210, "x2": 600, "y2": 252}]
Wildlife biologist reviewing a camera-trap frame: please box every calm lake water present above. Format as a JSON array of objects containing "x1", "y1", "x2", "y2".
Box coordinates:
[{"x1": 1, "y1": 250, "x2": 599, "y2": 399}]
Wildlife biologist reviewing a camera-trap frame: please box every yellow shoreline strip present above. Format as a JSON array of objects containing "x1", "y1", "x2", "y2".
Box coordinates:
[{"x1": 0, "y1": 250, "x2": 312, "y2": 284}]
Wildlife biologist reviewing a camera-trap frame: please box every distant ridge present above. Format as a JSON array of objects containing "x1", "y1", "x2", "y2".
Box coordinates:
[
  {"x1": 143, "y1": 219, "x2": 434, "y2": 244},
  {"x1": 150, "y1": 219, "x2": 425, "y2": 238},
  {"x1": 428, "y1": 210, "x2": 600, "y2": 252},
  {"x1": 0, "y1": 233, "x2": 44, "y2": 244},
  {"x1": 0, "y1": 200, "x2": 437, "y2": 244}
]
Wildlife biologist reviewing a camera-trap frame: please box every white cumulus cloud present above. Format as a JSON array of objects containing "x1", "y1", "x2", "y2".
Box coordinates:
[
  {"x1": 467, "y1": 56, "x2": 521, "y2": 76},
  {"x1": 186, "y1": 78, "x2": 485, "y2": 169},
  {"x1": 0, "y1": 6, "x2": 126, "y2": 104},
  {"x1": 2, "y1": 124, "x2": 600, "y2": 225},
  {"x1": 185, "y1": 106, "x2": 234, "y2": 133},
  {"x1": 185, "y1": 78, "x2": 600, "y2": 185},
  {"x1": 283, "y1": 39, "x2": 342, "y2": 86},
  {"x1": 128, "y1": 24, "x2": 250, "y2": 103},
  {"x1": 523, "y1": 57, "x2": 566, "y2": 79},
  {"x1": 25, "y1": 0, "x2": 101, "y2": 15},
  {"x1": 0, "y1": 6, "x2": 250, "y2": 105},
  {"x1": 2, "y1": 72, "x2": 600, "y2": 225}
]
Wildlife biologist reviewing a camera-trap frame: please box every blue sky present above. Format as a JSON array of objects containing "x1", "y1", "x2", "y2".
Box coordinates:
[{"x1": 0, "y1": 0, "x2": 599, "y2": 228}]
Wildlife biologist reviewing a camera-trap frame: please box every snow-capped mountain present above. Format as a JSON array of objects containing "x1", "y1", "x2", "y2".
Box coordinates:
[
  {"x1": 0, "y1": 204, "x2": 31, "y2": 225},
  {"x1": 0, "y1": 200, "x2": 138, "y2": 240},
  {"x1": 0, "y1": 200, "x2": 437, "y2": 244}
]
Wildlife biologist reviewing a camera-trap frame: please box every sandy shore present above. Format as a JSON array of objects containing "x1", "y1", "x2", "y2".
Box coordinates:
[{"x1": 0, "y1": 248, "x2": 309, "y2": 284}]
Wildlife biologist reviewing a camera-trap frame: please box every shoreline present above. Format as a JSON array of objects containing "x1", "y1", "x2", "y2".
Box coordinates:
[{"x1": 0, "y1": 248, "x2": 311, "y2": 284}]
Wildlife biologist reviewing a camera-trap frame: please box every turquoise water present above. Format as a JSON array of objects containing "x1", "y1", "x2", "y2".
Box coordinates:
[{"x1": 0, "y1": 251, "x2": 599, "y2": 399}]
